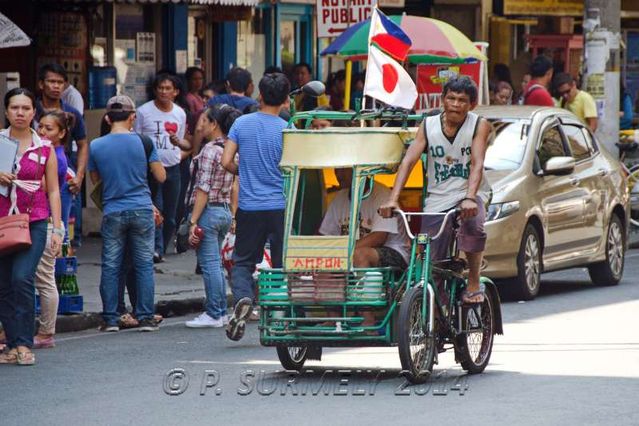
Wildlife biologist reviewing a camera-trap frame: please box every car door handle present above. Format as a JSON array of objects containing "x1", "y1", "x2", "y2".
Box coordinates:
[
  {"x1": 598, "y1": 168, "x2": 608, "y2": 177},
  {"x1": 570, "y1": 177, "x2": 580, "y2": 186}
]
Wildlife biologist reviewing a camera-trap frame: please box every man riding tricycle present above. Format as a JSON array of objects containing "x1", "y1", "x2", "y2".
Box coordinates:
[{"x1": 257, "y1": 76, "x2": 503, "y2": 384}]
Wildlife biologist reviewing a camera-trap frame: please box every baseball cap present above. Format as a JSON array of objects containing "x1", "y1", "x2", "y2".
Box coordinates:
[{"x1": 106, "y1": 95, "x2": 136, "y2": 113}]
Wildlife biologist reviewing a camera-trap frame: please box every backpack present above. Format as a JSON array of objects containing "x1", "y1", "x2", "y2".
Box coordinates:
[
  {"x1": 137, "y1": 133, "x2": 158, "y2": 200},
  {"x1": 523, "y1": 84, "x2": 547, "y2": 104}
]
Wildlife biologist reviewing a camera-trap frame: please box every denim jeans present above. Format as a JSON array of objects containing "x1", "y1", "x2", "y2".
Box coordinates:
[
  {"x1": 0, "y1": 220, "x2": 48, "y2": 348},
  {"x1": 117, "y1": 237, "x2": 137, "y2": 315},
  {"x1": 100, "y1": 209, "x2": 155, "y2": 325},
  {"x1": 197, "y1": 204, "x2": 232, "y2": 319},
  {"x1": 59, "y1": 182, "x2": 73, "y2": 242},
  {"x1": 68, "y1": 151, "x2": 82, "y2": 245},
  {"x1": 231, "y1": 209, "x2": 284, "y2": 304},
  {"x1": 153, "y1": 164, "x2": 181, "y2": 255}
]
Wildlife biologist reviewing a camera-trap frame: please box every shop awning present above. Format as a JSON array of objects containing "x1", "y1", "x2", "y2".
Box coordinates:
[{"x1": 57, "y1": 0, "x2": 261, "y2": 6}]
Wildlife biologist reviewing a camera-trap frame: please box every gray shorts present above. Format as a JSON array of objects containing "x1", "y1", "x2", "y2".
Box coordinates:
[
  {"x1": 420, "y1": 198, "x2": 487, "y2": 261},
  {"x1": 375, "y1": 247, "x2": 408, "y2": 269}
]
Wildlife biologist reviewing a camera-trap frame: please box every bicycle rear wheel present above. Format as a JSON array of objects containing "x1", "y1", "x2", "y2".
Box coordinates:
[
  {"x1": 454, "y1": 289, "x2": 496, "y2": 374},
  {"x1": 398, "y1": 286, "x2": 437, "y2": 384}
]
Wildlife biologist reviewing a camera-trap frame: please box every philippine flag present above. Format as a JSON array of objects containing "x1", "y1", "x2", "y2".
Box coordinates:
[
  {"x1": 368, "y1": 9, "x2": 411, "y2": 61},
  {"x1": 363, "y1": 45, "x2": 418, "y2": 110}
]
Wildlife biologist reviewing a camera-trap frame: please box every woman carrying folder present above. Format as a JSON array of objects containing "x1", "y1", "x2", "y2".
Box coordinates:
[{"x1": 0, "y1": 88, "x2": 63, "y2": 366}]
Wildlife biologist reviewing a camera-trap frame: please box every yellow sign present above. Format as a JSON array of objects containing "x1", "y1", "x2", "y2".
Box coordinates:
[{"x1": 504, "y1": 0, "x2": 583, "y2": 16}]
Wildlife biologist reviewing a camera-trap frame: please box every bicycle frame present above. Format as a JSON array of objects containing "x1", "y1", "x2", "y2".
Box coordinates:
[{"x1": 396, "y1": 209, "x2": 467, "y2": 337}]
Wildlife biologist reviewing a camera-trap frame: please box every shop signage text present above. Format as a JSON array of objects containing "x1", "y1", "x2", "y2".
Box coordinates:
[
  {"x1": 317, "y1": 0, "x2": 375, "y2": 38},
  {"x1": 504, "y1": 0, "x2": 583, "y2": 17}
]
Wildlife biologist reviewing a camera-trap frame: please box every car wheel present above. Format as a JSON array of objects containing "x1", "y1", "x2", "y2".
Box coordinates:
[
  {"x1": 510, "y1": 224, "x2": 542, "y2": 300},
  {"x1": 588, "y1": 214, "x2": 624, "y2": 286}
]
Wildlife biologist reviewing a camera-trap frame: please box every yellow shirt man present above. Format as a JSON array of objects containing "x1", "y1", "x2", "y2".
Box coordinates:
[
  {"x1": 555, "y1": 73, "x2": 598, "y2": 131},
  {"x1": 564, "y1": 90, "x2": 598, "y2": 127}
]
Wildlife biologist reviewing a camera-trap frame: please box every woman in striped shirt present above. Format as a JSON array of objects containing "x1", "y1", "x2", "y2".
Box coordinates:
[{"x1": 186, "y1": 104, "x2": 241, "y2": 328}]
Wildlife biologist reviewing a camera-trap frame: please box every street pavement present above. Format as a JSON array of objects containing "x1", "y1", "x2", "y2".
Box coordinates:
[{"x1": 1, "y1": 249, "x2": 638, "y2": 425}]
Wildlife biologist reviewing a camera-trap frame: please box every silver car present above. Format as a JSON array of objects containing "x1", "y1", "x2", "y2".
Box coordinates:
[{"x1": 477, "y1": 106, "x2": 629, "y2": 300}]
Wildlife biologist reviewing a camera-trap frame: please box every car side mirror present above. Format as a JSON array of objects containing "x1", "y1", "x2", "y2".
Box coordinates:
[
  {"x1": 542, "y1": 156, "x2": 575, "y2": 176},
  {"x1": 302, "y1": 80, "x2": 326, "y2": 97}
]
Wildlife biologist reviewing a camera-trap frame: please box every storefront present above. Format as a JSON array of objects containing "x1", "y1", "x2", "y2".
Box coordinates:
[
  {"x1": 236, "y1": 1, "x2": 315, "y2": 81},
  {"x1": 488, "y1": 0, "x2": 584, "y2": 93},
  {"x1": 622, "y1": 0, "x2": 639, "y2": 113},
  {"x1": 0, "y1": 0, "x2": 258, "y2": 234}
]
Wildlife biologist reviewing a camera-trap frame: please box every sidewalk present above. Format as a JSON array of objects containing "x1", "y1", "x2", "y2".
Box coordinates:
[{"x1": 54, "y1": 237, "x2": 232, "y2": 333}]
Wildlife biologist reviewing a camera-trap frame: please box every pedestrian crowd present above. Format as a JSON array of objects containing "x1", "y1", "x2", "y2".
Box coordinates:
[
  {"x1": 489, "y1": 54, "x2": 636, "y2": 132},
  {"x1": 0, "y1": 60, "x2": 364, "y2": 365}
]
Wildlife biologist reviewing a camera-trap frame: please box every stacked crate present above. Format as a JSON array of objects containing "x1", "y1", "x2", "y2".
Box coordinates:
[{"x1": 48, "y1": 243, "x2": 83, "y2": 313}]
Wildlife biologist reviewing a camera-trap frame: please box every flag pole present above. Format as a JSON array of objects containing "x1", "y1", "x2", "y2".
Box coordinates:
[{"x1": 344, "y1": 60, "x2": 352, "y2": 111}]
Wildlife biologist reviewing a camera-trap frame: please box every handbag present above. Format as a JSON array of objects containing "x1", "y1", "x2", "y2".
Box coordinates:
[
  {"x1": 0, "y1": 213, "x2": 32, "y2": 256},
  {"x1": 0, "y1": 147, "x2": 42, "y2": 256}
]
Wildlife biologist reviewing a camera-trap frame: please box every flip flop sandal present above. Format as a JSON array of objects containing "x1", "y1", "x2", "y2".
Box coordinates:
[
  {"x1": 17, "y1": 350, "x2": 35, "y2": 366},
  {"x1": 461, "y1": 290, "x2": 485, "y2": 305},
  {"x1": 0, "y1": 349, "x2": 18, "y2": 364},
  {"x1": 118, "y1": 313, "x2": 139, "y2": 329}
]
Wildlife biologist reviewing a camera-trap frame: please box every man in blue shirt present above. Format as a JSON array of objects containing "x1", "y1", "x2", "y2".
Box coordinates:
[
  {"x1": 35, "y1": 63, "x2": 88, "y2": 243},
  {"x1": 221, "y1": 72, "x2": 290, "y2": 341},
  {"x1": 88, "y1": 96, "x2": 166, "y2": 332},
  {"x1": 208, "y1": 67, "x2": 258, "y2": 113}
]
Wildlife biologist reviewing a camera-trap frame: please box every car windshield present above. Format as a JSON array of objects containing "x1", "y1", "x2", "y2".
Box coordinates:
[{"x1": 484, "y1": 119, "x2": 531, "y2": 171}]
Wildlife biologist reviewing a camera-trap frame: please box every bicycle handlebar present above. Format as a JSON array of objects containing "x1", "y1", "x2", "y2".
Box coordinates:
[{"x1": 393, "y1": 208, "x2": 459, "y2": 241}]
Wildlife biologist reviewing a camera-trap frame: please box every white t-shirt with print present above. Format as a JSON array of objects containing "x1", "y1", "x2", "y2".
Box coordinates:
[
  {"x1": 319, "y1": 184, "x2": 410, "y2": 263},
  {"x1": 134, "y1": 101, "x2": 186, "y2": 167}
]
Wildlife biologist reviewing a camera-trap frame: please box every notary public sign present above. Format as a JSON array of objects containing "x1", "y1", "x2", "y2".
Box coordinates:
[{"x1": 316, "y1": 0, "x2": 404, "y2": 38}]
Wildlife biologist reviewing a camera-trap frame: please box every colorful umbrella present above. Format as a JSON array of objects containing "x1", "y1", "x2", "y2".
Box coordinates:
[{"x1": 321, "y1": 15, "x2": 486, "y2": 64}]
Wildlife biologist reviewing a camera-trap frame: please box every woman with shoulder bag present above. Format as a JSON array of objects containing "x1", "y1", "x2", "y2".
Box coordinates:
[
  {"x1": 185, "y1": 104, "x2": 241, "y2": 328},
  {"x1": 0, "y1": 88, "x2": 63, "y2": 365}
]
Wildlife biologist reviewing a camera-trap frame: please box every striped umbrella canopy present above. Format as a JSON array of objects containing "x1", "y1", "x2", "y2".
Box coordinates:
[{"x1": 321, "y1": 15, "x2": 486, "y2": 64}]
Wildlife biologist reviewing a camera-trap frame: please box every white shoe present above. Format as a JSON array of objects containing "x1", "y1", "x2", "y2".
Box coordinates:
[
  {"x1": 221, "y1": 315, "x2": 229, "y2": 325},
  {"x1": 186, "y1": 313, "x2": 224, "y2": 328}
]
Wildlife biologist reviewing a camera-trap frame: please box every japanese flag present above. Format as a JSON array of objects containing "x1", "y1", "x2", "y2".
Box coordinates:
[{"x1": 363, "y1": 45, "x2": 418, "y2": 110}]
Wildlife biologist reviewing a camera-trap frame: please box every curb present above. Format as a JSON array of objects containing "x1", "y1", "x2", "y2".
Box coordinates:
[{"x1": 55, "y1": 294, "x2": 234, "y2": 334}]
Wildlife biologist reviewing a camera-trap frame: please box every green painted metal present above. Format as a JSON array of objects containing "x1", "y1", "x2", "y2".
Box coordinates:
[
  {"x1": 287, "y1": 110, "x2": 425, "y2": 130},
  {"x1": 280, "y1": 167, "x2": 300, "y2": 263}
]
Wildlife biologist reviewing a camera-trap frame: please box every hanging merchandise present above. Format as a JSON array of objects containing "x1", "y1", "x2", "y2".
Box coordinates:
[{"x1": 36, "y1": 11, "x2": 88, "y2": 93}]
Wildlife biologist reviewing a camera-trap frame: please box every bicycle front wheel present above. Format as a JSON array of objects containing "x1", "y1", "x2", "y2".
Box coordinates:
[
  {"x1": 398, "y1": 285, "x2": 437, "y2": 384},
  {"x1": 454, "y1": 289, "x2": 496, "y2": 374}
]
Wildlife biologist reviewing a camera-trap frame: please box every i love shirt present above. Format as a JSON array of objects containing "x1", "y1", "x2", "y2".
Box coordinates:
[{"x1": 134, "y1": 101, "x2": 187, "y2": 167}]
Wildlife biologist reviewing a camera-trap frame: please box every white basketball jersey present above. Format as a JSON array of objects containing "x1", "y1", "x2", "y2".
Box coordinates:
[{"x1": 423, "y1": 112, "x2": 491, "y2": 212}]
